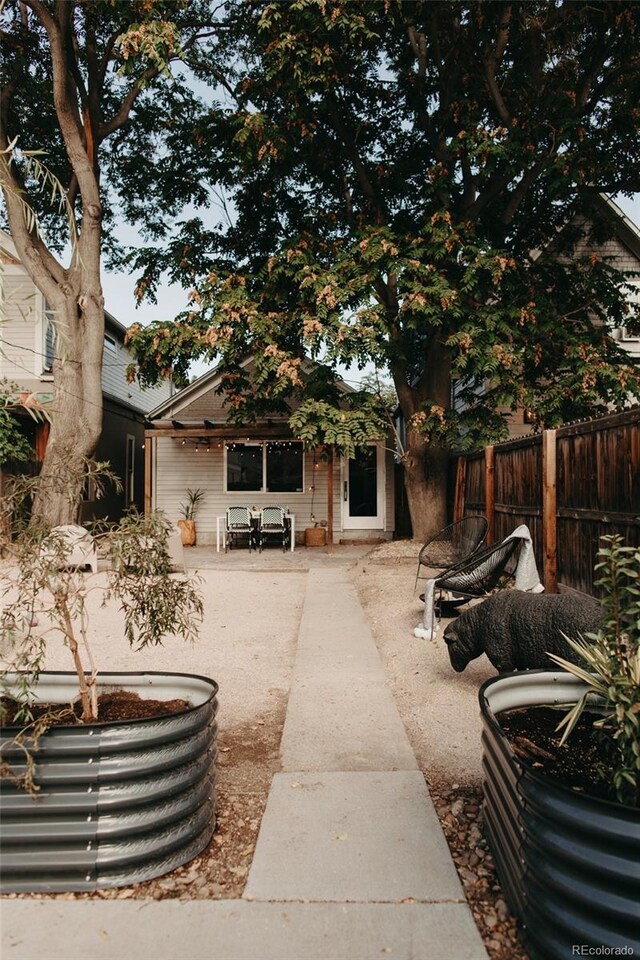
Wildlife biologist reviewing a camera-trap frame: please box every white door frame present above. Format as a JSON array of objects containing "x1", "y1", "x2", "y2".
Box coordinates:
[{"x1": 341, "y1": 442, "x2": 385, "y2": 530}]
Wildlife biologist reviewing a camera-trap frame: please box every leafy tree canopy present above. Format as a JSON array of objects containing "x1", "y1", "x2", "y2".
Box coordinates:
[
  {"x1": 125, "y1": 0, "x2": 640, "y2": 449},
  {"x1": 5, "y1": 0, "x2": 640, "y2": 538}
]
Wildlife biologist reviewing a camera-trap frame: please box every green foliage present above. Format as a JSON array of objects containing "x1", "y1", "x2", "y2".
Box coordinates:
[
  {"x1": 178, "y1": 487, "x2": 205, "y2": 520},
  {"x1": 0, "y1": 469, "x2": 203, "y2": 730},
  {"x1": 290, "y1": 394, "x2": 387, "y2": 460},
  {"x1": 549, "y1": 536, "x2": 640, "y2": 808},
  {"x1": 124, "y1": 1, "x2": 640, "y2": 464},
  {"x1": 0, "y1": 382, "x2": 34, "y2": 466}
]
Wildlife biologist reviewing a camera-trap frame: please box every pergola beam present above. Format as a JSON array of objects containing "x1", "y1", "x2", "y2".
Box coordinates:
[{"x1": 145, "y1": 425, "x2": 295, "y2": 440}]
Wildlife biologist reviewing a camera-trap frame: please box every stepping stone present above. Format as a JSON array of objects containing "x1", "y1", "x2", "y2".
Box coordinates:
[
  {"x1": 244, "y1": 771, "x2": 465, "y2": 903},
  {"x1": 1, "y1": 899, "x2": 488, "y2": 960}
]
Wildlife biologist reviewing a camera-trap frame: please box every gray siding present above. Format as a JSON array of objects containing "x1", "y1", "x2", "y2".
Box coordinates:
[{"x1": 152, "y1": 436, "x2": 394, "y2": 544}]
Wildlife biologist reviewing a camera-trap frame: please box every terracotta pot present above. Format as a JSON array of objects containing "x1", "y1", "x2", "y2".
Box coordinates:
[
  {"x1": 304, "y1": 526, "x2": 326, "y2": 547},
  {"x1": 177, "y1": 519, "x2": 196, "y2": 546}
]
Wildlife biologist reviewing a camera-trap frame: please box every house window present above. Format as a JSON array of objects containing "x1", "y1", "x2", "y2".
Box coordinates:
[
  {"x1": 225, "y1": 442, "x2": 303, "y2": 493},
  {"x1": 104, "y1": 333, "x2": 117, "y2": 352},
  {"x1": 620, "y1": 327, "x2": 640, "y2": 342},
  {"x1": 226, "y1": 443, "x2": 263, "y2": 492},
  {"x1": 266, "y1": 442, "x2": 303, "y2": 493},
  {"x1": 43, "y1": 302, "x2": 56, "y2": 373}
]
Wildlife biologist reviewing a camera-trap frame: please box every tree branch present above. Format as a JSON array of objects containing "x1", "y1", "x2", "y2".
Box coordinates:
[{"x1": 483, "y1": 5, "x2": 513, "y2": 126}]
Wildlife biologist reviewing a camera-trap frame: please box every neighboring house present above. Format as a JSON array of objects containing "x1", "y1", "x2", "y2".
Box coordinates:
[
  {"x1": 0, "y1": 229, "x2": 173, "y2": 519},
  {"x1": 145, "y1": 356, "x2": 395, "y2": 545},
  {"x1": 502, "y1": 193, "x2": 640, "y2": 436}
]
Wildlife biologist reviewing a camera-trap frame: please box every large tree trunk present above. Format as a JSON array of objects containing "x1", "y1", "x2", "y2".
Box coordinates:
[
  {"x1": 394, "y1": 335, "x2": 452, "y2": 543},
  {"x1": 31, "y1": 281, "x2": 105, "y2": 527},
  {"x1": 32, "y1": 270, "x2": 104, "y2": 526},
  {"x1": 403, "y1": 427, "x2": 449, "y2": 543}
]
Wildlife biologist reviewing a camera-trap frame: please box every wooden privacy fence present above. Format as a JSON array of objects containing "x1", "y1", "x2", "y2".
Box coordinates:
[{"x1": 453, "y1": 406, "x2": 639, "y2": 596}]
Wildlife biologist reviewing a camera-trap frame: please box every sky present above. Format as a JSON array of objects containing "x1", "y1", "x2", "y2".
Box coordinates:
[{"x1": 101, "y1": 192, "x2": 640, "y2": 383}]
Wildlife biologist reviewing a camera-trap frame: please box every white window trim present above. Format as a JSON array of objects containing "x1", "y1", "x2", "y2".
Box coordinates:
[
  {"x1": 620, "y1": 327, "x2": 640, "y2": 342},
  {"x1": 223, "y1": 440, "x2": 305, "y2": 495}
]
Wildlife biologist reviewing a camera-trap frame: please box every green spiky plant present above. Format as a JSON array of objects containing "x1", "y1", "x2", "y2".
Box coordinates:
[{"x1": 548, "y1": 536, "x2": 640, "y2": 808}]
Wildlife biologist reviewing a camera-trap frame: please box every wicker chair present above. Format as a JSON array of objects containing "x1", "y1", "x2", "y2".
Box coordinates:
[
  {"x1": 225, "y1": 506, "x2": 254, "y2": 552},
  {"x1": 256, "y1": 506, "x2": 289, "y2": 552},
  {"x1": 419, "y1": 535, "x2": 523, "y2": 639},
  {"x1": 435, "y1": 536, "x2": 521, "y2": 600},
  {"x1": 414, "y1": 516, "x2": 488, "y2": 593}
]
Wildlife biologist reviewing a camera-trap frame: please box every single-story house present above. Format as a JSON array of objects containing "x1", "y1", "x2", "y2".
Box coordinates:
[{"x1": 144, "y1": 357, "x2": 396, "y2": 546}]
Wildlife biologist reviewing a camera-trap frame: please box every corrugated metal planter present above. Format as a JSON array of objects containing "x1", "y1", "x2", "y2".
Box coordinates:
[
  {"x1": 480, "y1": 671, "x2": 640, "y2": 960},
  {"x1": 0, "y1": 671, "x2": 218, "y2": 893}
]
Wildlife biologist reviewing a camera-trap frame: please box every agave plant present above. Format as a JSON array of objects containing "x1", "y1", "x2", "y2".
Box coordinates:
[{"x1": 548, "y1": 535, "x2": 640, "y2": 807}]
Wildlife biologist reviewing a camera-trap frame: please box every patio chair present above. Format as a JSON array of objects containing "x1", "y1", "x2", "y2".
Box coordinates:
[
  {"x1": 415, "y1": 534, "x2": 522, "y2": 641},
  {"x1": 256, "y1": 506, "x2": 289, "y2": 552},
  {"x1": 225, "y1": 506, "x2": 254, "y2": 552},
  {"x1": 414, "y1": 516, "x2": 488, "y2": 593},
  {"x1": 435, "y1": 535, "x2": 521, "y2": 601}
]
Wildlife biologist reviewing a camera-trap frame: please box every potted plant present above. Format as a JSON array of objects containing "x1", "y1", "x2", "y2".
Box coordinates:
[
  {"x1": 0, "y1": 465, "x2": 218, "y2": 893},
  {"x1": 177, "y1": 487, "x2": 205, "y2": 546},
  {"x1": 304, "y1": 515, "x2": 327, "y2": 547},
  {"x1": 478, "y1": 536, "x2": 640, "y2": 960}
]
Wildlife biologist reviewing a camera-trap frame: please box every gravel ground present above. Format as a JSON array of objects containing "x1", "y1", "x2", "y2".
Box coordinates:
[{"x1": 1, "y1": 545, "x2": 528, "y2": 958}]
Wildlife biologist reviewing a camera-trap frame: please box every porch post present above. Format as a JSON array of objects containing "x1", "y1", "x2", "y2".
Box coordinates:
[{"x1": 326, "y1": 445, "x2": 334, "y2": 553}]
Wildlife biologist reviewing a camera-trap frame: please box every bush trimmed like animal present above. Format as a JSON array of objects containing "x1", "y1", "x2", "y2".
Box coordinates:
[{"x1": 443, "y1": 591, "x2": 603, "y2": 673}]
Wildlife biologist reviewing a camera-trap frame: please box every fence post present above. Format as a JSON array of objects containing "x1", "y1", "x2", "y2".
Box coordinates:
[
  {"x1": 485, "y1": 445, "x2": 495, "y2": 543},
  {"x1": 453, "y1": 456, "x2": 466, "y2": 522},
  {"x1": 542, "y1": 429, "x2": 558, "y2": 593}
]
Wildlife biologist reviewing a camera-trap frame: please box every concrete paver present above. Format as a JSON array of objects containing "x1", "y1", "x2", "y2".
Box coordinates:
[
  {"x1": 244, "y1": 770, "x2": 464, "y2": 902},
  {"x1": 281, "y1": 569, "x2": 417, "y2": 771},
  {"x1": 2, "y1": 899, "x2": 488, "y2": 960}
]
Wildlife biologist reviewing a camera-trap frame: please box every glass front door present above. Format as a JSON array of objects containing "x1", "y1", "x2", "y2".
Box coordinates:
[{"x1": 343, "y1": 444, "x2": 384, "y2": 529}]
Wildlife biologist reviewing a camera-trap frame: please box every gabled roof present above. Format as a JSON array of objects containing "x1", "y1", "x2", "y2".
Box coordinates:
[
  {"x1": 595, "y1": 194, "x2": 640, "y2": 261},
  {"x1": 148, "y1": 355, "x2": 353, "y2": 420}
]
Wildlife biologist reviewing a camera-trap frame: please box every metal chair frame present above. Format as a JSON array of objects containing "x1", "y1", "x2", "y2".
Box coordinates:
[
  {"x1": 420, "y1": 534, "x2": 522, "y2": 639},
  {"x1": 225, "y1": 506, "x2": 255, "y2": 552},
  {"x1": 434, "y1": 536, "x2": 521, "y2": 601},
  {"x1": 256, "y1": 506, "x2": 289, "y2": 552},
  {"x1": 414, "y1": 516, "x2": 489, "y2": 593}
]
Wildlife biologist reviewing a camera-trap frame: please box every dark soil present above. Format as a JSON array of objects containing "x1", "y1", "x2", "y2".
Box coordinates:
[
  {"x1": 0, "y1": 691, "x2": 189, "y2": 727},
  {"x1": 498, "y1": 705, "x2": 614, "y2": 802}
]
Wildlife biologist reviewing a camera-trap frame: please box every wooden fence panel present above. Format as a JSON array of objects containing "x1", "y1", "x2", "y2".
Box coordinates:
[
  {"x1": 463, "y1": 452, "x2": 485, "y2": 517},
  {"x1": 454, "y1": 407, "x2": 639, "y2": 596},
  {"x1": 493, "y1": 436, "x2": 543, "y2": 571},
  {"x1": 556, "y1": 410, "x2": 640, "y2": 595}
]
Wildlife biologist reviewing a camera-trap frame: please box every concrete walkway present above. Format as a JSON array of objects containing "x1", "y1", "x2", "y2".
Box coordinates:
[{"x1": 1, "y1": 566, "x2": 488, "y2": 960}]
